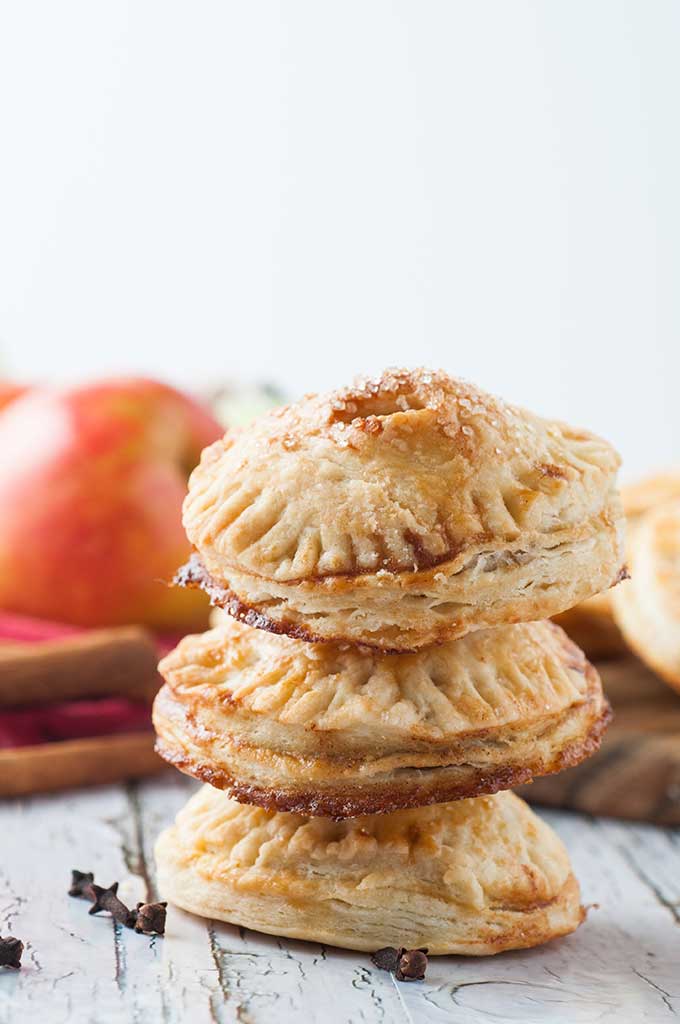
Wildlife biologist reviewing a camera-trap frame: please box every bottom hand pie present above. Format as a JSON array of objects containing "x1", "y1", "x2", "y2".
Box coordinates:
[
  {"x1": 154, "y1": 617, "x2": 610, "y2": 817},
  {"x1": 155, "y1": 784, "x2": 584, "y2": 955}
]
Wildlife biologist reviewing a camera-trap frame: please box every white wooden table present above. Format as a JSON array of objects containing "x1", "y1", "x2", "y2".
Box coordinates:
[{"x1": 1, "y1": 774, "x2": 678, "y2": 1024}]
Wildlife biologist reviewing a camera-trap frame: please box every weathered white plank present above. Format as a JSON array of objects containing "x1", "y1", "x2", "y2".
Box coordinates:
[
  {"x1": 136, "y1": 774, "x2": 222, "y2": 1024},
  {"x1": 403, "y1": 809, "x2": 680, "y2": 1024},
  {"x1": 0, "y1": 784, "x2": 167, "y2": 1024},
  {"x1": 135, "y1": 775, "x2": 414, "y2": 1024},
  {"x1": 2, "y1": 779, "x2": 679, "y2": 1024}
]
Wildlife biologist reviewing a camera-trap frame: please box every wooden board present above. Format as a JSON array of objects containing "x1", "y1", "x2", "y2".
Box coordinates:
[
  {"x1": 1, "y1": 775, "x2": 679, "y2": 1023},
  {"x1": 521, "y1": 655, "x2": 680, "y2": 826}
]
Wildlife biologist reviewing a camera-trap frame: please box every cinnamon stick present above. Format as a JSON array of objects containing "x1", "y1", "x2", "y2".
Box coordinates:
[
  {"x1": 0, "y1": 627, "x2": 160, "y2": 707},
  {"x1": 0, "y1": 732, "x2": 165, "y2": 796}
]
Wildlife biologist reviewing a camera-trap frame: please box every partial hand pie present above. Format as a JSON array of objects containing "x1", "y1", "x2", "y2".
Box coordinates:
[
  {"x1": 155, "y1": 784, "x2": 584, "y2": 955},
  {"x1": 154, "y1": 617, "x2": 610, "y2": 817},
  {"x1": 180, "y1": 368, "x2": 625, "y2": 651},
  {"x1": 553, "y1": 470, "x2": 680, "y2": 658},
  {"x1": 611, "y1": 498, "x2": 680, "y2": 693},
  {"x1": 620, "y1": 471, "x2": 680, "y2": 523}
]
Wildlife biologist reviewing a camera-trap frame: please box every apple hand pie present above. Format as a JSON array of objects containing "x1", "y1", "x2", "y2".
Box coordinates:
[
  {"x1": 155, "y1": 784, "x2": 584, "y2": 955},
  {"x1": 179, "y1": 368, "x2": 625, "y2": 651},
  {"x1": 551, "y1": 470, "x2": 680, "y2": 659},
  {"x1": 154, "y1": 617, "x2": 610, "y2": 817},
  {"x1": 620, "y1": 470, "x2": 680, "y2": 522},
  {"x1": 611, "y1": 498, "x2": 680, "y2": 693}
]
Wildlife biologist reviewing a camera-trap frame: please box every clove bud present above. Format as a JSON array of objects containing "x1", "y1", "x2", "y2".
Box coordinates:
[
  {"x1": 88, "y1": 882, "x2": 136, "y2": 928},
  {"x1": 396, "y1": 947, "x2": 428, "y2": 982},
  {"x1": 133, "y1": 901, "x2": 167, "y2": 936},
  {"x1": 0, "y1": 936, "x2": 24, "y2": 970},
  {"x1": 371, "y1": 944, "x2": 429, "y2": 982},
  {"x1": 69, "y1": 869, "x2": 95, "y2": 899}
]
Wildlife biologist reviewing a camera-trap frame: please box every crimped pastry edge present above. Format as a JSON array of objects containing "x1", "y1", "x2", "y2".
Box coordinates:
[{"x1": 177, "y1": 512, "x2": 625, "y2": 652}]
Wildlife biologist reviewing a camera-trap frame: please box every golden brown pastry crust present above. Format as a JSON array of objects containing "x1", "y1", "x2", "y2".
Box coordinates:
[
  {"x1": 181, "y1": 369, "x2": 625, "y2": 650},
  {"x1": 155, "y1": 785, "x2": 584, "y2": 955},
  {"x1": 611, "y1": 499, "x2": 680, "y2": 693},
  {"x1": 154, "y1": 619, "x2": 610, "y2": 817}
]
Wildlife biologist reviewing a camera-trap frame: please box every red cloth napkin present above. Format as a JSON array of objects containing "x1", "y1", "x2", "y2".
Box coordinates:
[{"x1": 0, "y1": 611, "x2": 183, "y2": 655}]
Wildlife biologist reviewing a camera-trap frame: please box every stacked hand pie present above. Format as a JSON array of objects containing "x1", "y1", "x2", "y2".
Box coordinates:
[{"x1": 155, "y1": 368, "x2": 624, "y2": 955}]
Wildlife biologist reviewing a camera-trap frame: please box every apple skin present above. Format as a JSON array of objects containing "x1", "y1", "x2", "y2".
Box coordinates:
[
  {"x1": 0, "y1": 379, "x2": 222, "y2": 629},
  {"x1": 0, "y1": 383, "x2": 29, "y2": 412}
]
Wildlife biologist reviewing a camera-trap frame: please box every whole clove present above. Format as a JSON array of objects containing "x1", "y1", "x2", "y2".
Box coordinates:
[
  {"x1": 67, "y1": 870, "x2": 167, "y2": 936},
  {"x1": 133, "y1": 901, "x2": 167, "y2": 936},
  {"x1": 0, "y1": 936, "x2": 24, "y2": 970},
  {"x1": 69, "y1": 869, "x2": 95, "y2": 899},
  {"x1": 88, "y1": 882, "x2": 136, "y2": 928},
  {"x1": 371, "y1": 947, "x2": 401, "y2": 973},
  {"x1": 371, "y1": 945, "x2": 429, "y2": 982},
  {"x1": 396, "y1": 947, "x2": 428, "y2": 982}
]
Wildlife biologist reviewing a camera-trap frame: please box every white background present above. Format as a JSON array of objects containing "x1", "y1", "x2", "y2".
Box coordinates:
[{"x1": 0, "y1": 1, "x2": 678, "y2": 478}]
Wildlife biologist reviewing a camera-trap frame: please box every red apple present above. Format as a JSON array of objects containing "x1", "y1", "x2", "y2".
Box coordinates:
[
  {"x1": 0, "y1": 383, "x2": 29, "y2": 412},
  {"x1": 0, "y1": 379, "x2": 222, "y2": 629}
]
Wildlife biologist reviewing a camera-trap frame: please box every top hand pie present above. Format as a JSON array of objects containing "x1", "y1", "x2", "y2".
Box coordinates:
[{"x1": 180, "y1": 368, "x2": 625, "y2": 651}]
